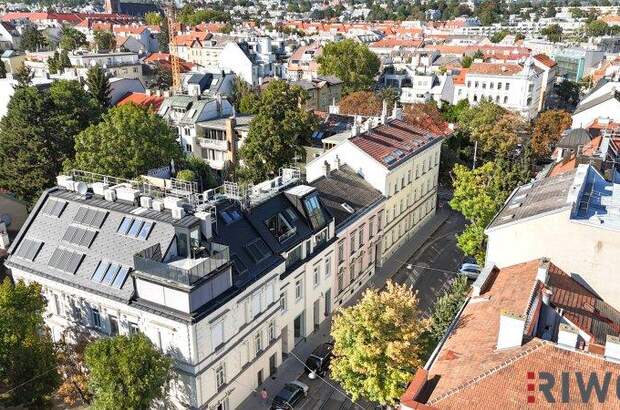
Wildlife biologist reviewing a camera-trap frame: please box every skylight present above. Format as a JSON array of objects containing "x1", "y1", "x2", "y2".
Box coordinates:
[
  {"x1": 117, "y1": 217, "x2": 154, "y2": 240},
  {"x1": 266, "y1": 213, "x2": 296, "y2": 242},
  {"x1": 91, "y1": 261, "x2": 130, "y2": 289}
]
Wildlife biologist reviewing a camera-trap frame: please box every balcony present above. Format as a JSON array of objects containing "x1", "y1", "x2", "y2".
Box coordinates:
[
  {"x1": 134, "y1": 242, "x2": 230, "y2": 286},
  {"x1": 197, "y1": 137, "x2": 228, "y2": 151}
]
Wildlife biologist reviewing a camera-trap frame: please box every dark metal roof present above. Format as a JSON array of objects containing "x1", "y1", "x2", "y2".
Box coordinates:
[{"x1": 558, "y1": 128, "x2": 592, "y2": 149}]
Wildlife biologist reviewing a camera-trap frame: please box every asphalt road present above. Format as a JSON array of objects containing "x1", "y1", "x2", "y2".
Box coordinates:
[{"x1": 281, "y1": 209, "x2": 467, "y2": 410}]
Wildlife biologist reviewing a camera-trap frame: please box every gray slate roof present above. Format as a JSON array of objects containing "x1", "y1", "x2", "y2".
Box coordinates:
[
  {"x1": 557, "y1": 128, "x2": 592, "y2": 149},
  {"x1": 486, "y1": 170, "x2": 576, "y2": 231},
  {"x1": 309, "y1": 165, "x2": 384, "y2": 228},
  {"x1": 573, "y1": 91, "x2": 620, "y2": 115}
]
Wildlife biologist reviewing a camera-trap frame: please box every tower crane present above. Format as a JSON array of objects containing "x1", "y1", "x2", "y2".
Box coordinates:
[{"x1": 164, "y1": 1, "x2": 181, "y2": 93}]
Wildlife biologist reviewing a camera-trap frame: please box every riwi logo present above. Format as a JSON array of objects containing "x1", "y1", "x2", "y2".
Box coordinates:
[{"x1": 527, "y1": 371, "x2": 620, "y2": 404}]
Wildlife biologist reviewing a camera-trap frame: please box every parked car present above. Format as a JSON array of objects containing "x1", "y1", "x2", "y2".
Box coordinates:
[
  {"x1": 270, "y1": 381, "x2": 309, "y2": 410},
  {"x1": 459, "y1": 263, "x2": 481, "y2": 279},
  {"x1": 304, "y1": 342, "x2": 334, "y2": 379}
]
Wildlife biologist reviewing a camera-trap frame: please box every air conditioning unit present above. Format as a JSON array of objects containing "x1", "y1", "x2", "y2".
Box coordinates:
[
  {"x1": 163, "y1": 196, "x2": 185, "y2": 210},
  {"x1": 152, "y1": 200, "x2": 165, "y2": 212},
  {"x1": 171, "y1": 206, "x2": 185, "y2": 220},
  {"x1": 92, "y1": 182, "x2": 109, "y2": 196},
  {"x1": 115, "y1": 185, "x2": 140, "y2": 202},
  {"x1": 56, "y1": 175, "x2": 74, "y2": 190},
  {"x1": 139, "y1": 196, "x2": 153, "y2": 209},
  {"x1": 104, "y1": 188, "x2": 117, "y2": 202}
]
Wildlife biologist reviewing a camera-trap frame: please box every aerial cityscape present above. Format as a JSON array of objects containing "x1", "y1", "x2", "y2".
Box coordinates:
[{"x1": 1, "y1": 0, "x2": 620, "y2": 408}]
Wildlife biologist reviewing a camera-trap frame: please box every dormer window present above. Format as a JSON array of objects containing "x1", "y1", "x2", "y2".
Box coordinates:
[{"x1": 266, "y1": 213, "x2": 296, "y2": 242}]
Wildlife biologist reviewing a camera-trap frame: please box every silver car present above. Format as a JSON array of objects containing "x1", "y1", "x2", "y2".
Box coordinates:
[{"x1": 459, "y1": 263, "x2": 481, "y2": 279}]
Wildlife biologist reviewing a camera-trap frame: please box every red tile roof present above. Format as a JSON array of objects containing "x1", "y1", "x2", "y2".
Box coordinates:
[
  {"x1": 533, "y1": 53, "x2": 557, "y2": 68},
  {"x1": 548, "y1": 156, "x2": 577, "y2": 177},
  {"x1": 370, "y1": 38, "x2": 424, "y2": 49},
  {"x1": 350, "y1": 118, "x2": 444, "y2": 169},
  {"x1": 116, "y1": 92, "x2": 165, "y2": 111},
  {"x1": 467, "y1": 62, "x2": 522, "y2": 76}
]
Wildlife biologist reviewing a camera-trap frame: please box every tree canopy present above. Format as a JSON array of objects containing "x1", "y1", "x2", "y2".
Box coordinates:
[
  {"x1": 85, "y1": 333, "x2": 172, "y2": 410},
  {"x1": 0, "y1": 81, "x2": 100, "y2": 204},
  {"x1": 19, "y1": 25, "x2": 47, "y2": 51},
  {"x1": 239, "y1": 79, "x2": 317, "y2": 183},
  {"x1": 330, "y1": 281, "x2": 427, "y2": 405},
  {"x1": 60, "y1": 27, "x2": 87, "y2": 51},
  {"x1": 0, "y1": 279, "x2": 60, "y2": 407},
  {"x1": 339, "y1": 91, "x2": 382, "y2": 116},
  {"x1": 541, "y1": 24, "x2": 562, "y2": 42},
  {"x1": 317, "y1": 39, "x2": 380, "y2": 94},
  {"x1": 67, "y1": 103, "x2": 182, "y2": 179},
  {"x1": 144, "y1": 11, "x2": 162, "y2": 25},
  {"x1": 427, "y1": 275, "x2": 470, "y2": 342},
  {"x1": 86, "y1": 65, "x2": 112, "y2": 108},
  {"x1": 93, "y1": 30, "x2": 116, "y2": 52},
  {"x1": 530, "y1": 109, "x2": 572, "y2": 157}
]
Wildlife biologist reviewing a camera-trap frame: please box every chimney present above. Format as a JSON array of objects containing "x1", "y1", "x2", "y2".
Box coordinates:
[
  {"x1": 145, "y1": 88, "x2": 152, "y2": 96},
  {"x1": 381, "y1": 99, "x2": 388, "y2": 124},
  {"x1": 472, "y1": 264, "x2": 496, "y2": 297},
  {"x1": 542, "y1": 288, "x2": 553, "y2": 305},
  {"x1": 391, "y1": 101, "x2": 403, "y2": 120},
  {"x1": 328, "y1": 97, "x2": 340, "y2": 114},
  {"x1": 496, "y1": 310, "x2": 525, "y2": 349},
  {"x1": 537, "y1": 258, "x2": 550, "y2": 284},
  {"x1": 335, "y1": 155, "x2": 341, "y2": 170},
  {"x1": 194, "y1": 211, "x2": 213, "y2": 240},
  {"x1": 322, "y1": 160, "x2": 331, "y2": 177},
  {"x1": 605, "y1": 335, "x2": 620, "y2": 363},
  {"x1": 557, "y1": 323, "x2": 579, "y2": 349},
  {"x1": 0, "y1": 223, "x2": 10, "y2": 251}
]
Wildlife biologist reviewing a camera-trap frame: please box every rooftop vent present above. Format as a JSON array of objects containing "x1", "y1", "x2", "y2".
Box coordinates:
[
  {"x1": 104, "y1": 188, "x2": 117, "y2": 202},
  {"x1": 341, "y1": 203, "x2": 355, "y2": 214},
  {"x1": 497, "y1": 310, "x2": 525, "y2": 349}
]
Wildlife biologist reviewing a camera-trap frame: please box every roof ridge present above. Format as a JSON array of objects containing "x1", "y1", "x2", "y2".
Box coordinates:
[{"x1": 429, "y1": 340, "x2": 547, "y2": 405}]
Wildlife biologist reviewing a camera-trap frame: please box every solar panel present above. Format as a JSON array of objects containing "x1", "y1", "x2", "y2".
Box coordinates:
[
  {"x1": 91, "y1": 261, "x2": 110, "y2": 282},
  {"x1": 48, "y1": 248, "x2": 84, "y2": 274},
  {"x1": 118, "y1": 217, "x2": 133, "y2": 235},
  {"x1": 73, "y1": 207, "x2": 107, "y2": 228},
  {"x1": 41, "y1": 199, "x2": 67, "y2": 218},
  {"x1": 230, "y1": 210, "x2": 242, "y2": 221},
  {"x1": 127, "y1": 219, "x2": 144, "y2": 237},
  {"x1": 137, "y1": 221, "x2": 153, "y2": 240},
  {"x1": 221, "y1": 211, "x2": 233, "y2": 224},
  {"x1": 14, "y1": 239, "x2": 43, "y2": 261},
  {"x1": 112, "y1": 266, "x2": 130, "y2": 289},
  {"x1": 102, "y1": 264, "x2": 120, "y2": 286},
  {"x1": 62, "y1": 225, "x2": 98, "y2": 248}
]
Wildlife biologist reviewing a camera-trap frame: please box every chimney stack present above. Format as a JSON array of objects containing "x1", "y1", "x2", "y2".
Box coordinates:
[
  {"x1": 322, "y1": 160, "x2": 331, "y2": 177},
  {"x1": 537, "y1": 258, "x2": 550, "y2": 284},
  {"x1": 605, "y1": 335, "x2": 620, "y2": 363},
  {"x1": 496, "y1": 310, "x2": 525, "y2": 349},
  {"x1": 557, "y1": 324, "x2": 579, "y2": 349},
  {"x1": 381, "y1": 99, "x2": 388, "y2": 124}
]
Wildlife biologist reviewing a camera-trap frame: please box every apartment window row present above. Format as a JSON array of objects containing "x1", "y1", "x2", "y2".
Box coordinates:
[
  {"x1": 472, "y1": 94, "x2": 509, "y2": 104},
  {"x1": 467, "y1": 80, "x2": 511, "y2": 90},
  {"x1": 243, "y1": 280, "x2": 276, "y2": 324}
]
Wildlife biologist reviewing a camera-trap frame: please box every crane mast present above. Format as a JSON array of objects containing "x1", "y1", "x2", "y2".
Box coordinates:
[{"x1": 165, "y1": 2, "x2": 181, "y2": 93}]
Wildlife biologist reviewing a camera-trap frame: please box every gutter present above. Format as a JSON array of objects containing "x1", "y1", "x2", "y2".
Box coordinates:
[{"x1": 424, "y1": 296, "x2": 471, "y2": 371}]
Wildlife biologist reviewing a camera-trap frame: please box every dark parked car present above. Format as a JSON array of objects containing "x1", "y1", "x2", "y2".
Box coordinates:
[
  {"x1": 270, "y1": 381, "x2": 309, "y2": 410},
  {"x1": 304, "y1": 342, "x2": 334, "y2": 379}
]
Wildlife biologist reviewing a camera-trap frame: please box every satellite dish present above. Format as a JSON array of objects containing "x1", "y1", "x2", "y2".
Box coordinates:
[{"x1": 75, "y1": 181, "x2": 88, "y2": 196}]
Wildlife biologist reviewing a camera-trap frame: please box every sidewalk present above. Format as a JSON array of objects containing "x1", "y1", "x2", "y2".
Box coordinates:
[{"x1": 237, "y1": 207, "x2": 452, "y2": 409}]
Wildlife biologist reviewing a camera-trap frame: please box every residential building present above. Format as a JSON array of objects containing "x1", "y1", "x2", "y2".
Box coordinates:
[
  {"x1": 293, "y1": 76, "x2": 343, "y2": 112},
  {"x1": 532, "y1": 53, "x2": 557, "y2": 112},
  {"x1": 1, "y1": 49, "x2": 25, "y2": 75},
  {"x1": 62, "y1": 51, "x2": 143, "y2": 82},
  {"x1": 107, "y1": 77, "x2": 145, "y2": 105},
  {"x1": 285, "y1": 42, "x2": 322, "y2": 81},
  {"x1": 399, "y1": 73, "x2": 454, "y2": 105},
  {"x1": 485, "y1": 165, "x2": 620, "y2": 311},
  {"x1": 453, "y1": 59, "x2": 544, "y2": 119},
  {"x1": 306, "y1": 107, "x2": 445, "y2": 264},
  {"x1": 310, "y1": 164, "x2": 385, "y2": 307},
  {"x1": 0, "y1": 21, "x2": 20, "y2": 49},
  {"x1": 195, "y1": 113, "x2": 253, "y2": 172},
  {"x1": 571, "y1": 90, "x2": 620, "y2": 128},
  {"x1": 157, "y1": 95, "x2": 234, "y2": 165},
  {"x1": 5, "y1": 167, "x2": 338, "y2": 409},
  {"x1": 400, "y1": 259, "x2": 620, "y2": 409}
]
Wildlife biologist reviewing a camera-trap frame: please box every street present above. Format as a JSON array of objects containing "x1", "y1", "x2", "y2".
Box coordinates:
[{"x1": 238, "y1": 207, "x2": 466, "y2": 410}]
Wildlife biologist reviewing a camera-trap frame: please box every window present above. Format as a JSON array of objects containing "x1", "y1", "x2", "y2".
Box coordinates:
[
  {"x1": 358, "y1": 226, "x2": 364, "y2": 248},
  {"x1": 407, "y1": 170, "x2": 412, "y2": 183},
  {"x1": 269, "y1": 320, "x2": 276, "y2": 342},
  {"x1": 53, "y1": 293, "x2": 61, "y2": 316},
  {"x1": 377, "y1": 210, "x2": 383, "y2": 231},
  {"x1": 338, "y1": 269, "x2": 344, "y2": 293},
  {"x1": 474, "y1": 81, "x2": 479, "y2": 88},
  {"x1": 109, "y1": 315, "x2": 119, "y2": 336},
  {"x1": 337, "y1": 241, "x2": 344, "y2": 263},
  {"x1": 285, "y1": 245, "x2": 302, "y2": 268},
  {"x1": 211, "y1": 321, "x2": 224, "y2": 351},
  {"x1": 251, "y1": 291, "x2": 261, "y2": 318},
  {"x1": 350, "y1": 234, "x2": 356, "y2": 255},
  {"x1": 129, "y1": 322, "x2": 139, "y2": 335},
  {"x1": 255, "y1": 331, "x2": 263, "y2": 355},
  {"x1": 295, "y1": 280, "x2": 303, "y2": 301},
  {"x1": 350, "y1": 262, "x2": 356, "y2": 281},
  {"x1": 528, "y1": 83, "x2": 534, "y2": 92},
  {"x1": 324, "y1": 256, "x2": 331, "y2": 278},
  {"x1": 266, "y1": 283, "x2": 274, "y2": 306},
  {"x1": 304, "y1": 194, "x2": 326, "y2": 228},
  {"x1": 280, "y1": 291, "x2": 287, "y2": 313},
  {"x1": 505, "y1": 82, "x2": 510, "y2": 90},
  {"x1": 482, "y1": 82, "x2": 486, "y2": 89},
  {"x1": 315, "y1": 229, "x2": 328, "y2": 247},
  {"x1": 92, "y1": 308, "x2": 101, "y2": 329},
  {"x1": 216, "y1": 364, "x2": 226, "y2": 390},
  {"x1": 266, "y1": 213, "x2": 295, "y2": 242},
  {"x1": 498, "y1": 82, "x2": 502, "y2": 90},
  {"x1": 490, "y1": 82, "x2": 494, "y2": 89},
  {"x1": 503, "y1": 96, "x2": 508, "y2": 103},
  {"x1": 369, "y1": 217, "x2": 375, "y2": 238},
  {"x1": 313, "y1": 265, "x2": 320, "y2": 287}
]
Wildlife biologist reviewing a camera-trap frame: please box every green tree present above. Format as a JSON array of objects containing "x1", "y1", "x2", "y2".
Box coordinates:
[
  {"x1": 490, "y1": 30, "x2": 509, "y2": 43},
  {"x1": 472, "y1": 49, "x2": 484, "y2": 59},
  {"x1": 157, "y1": 17, "x2": 169, "y2": 52},
  {"x1": 176, "y1": 169, "x2": 196, "y2": 182},
  {"x1": 0, "y1": 81, "x2": 99, "y2": 204},
  {"x1": 0, "y1": 60, "x2": 5, "y2": 79},
  {"x1": 57, "y1": 326, "x2": 96, "y2": 406},
  {"x1": 0, "y1": 279, "x2": 60, "y2": 407},
  {"x1": 585, "y1": 20, "x2": 609, "y2": 37},
  {"x1": 231, "y1": 77, "x2": 258, "y2": 113},
  {"x1": 93, "y1": 30, "x2": 116, "y2": 52},
  {"x1": 530, "y1": 109, "x2": 572, "y2": 157},
  {"x1": 330, "y1": 281, "x2": 427, "y2": 405},
  {"x1": 556, "y1": 79, "x2": 580, "y2": 106},
  {"x1": 48, "y1": 49, "x2": 72, "y2": 74},
  {"x1": 19, "y1": 25, "x2": 47, "y2": 51},
  {"x1": 60, "y1": 27, "x2": 87, "y2": 51},
  {"x1": 239, "y1": 80, "x2": 317, "y2": 182},
  {"x1": 67, "y1": 103, "x2": 183, "y2": 178},
  {"x1": 427, "y1": 275, "x2": 470, "y2": 341},
  {"x1": 144, "y1": 11, "x2": 162, "y2": 25},
  {"x1": 181, "y1": 155, "x2": 218, "y2": 190},
  {"x1": 541, "y1": 24, "x2": 563, "y2": 42},
  {"x1": 13, "y1": 65, "x2": 33, "y2": 88},
  {"x1": 461, "y1": 55, "x2": 473, "y2": 68},
  {"x1": 153, "y1": 62, "x2": 172, "y2": 90},
  {"x1": 86, "y1": 65, "x2": 112, "y2": 108},
  {"x1": 317, "y1": 39, "x2": 380, "y2": 94},
  {"x1": 85, "y1": 333, "x2": 172, "y2": 410}
]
